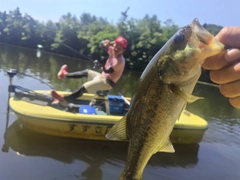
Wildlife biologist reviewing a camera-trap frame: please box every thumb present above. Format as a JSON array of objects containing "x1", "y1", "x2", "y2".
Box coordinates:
[{"x1": 216, "y1": 27, "x2": 240, "y2": 49}]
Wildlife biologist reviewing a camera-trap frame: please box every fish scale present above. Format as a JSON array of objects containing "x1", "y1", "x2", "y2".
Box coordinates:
[{"x1": 124, "y1": 79, "x2": 185, "y2": 179}]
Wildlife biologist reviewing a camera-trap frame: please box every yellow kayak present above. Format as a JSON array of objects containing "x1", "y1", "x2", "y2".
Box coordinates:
[{"x1": 9, "y1": 90, "x2": 208, "y2": 144}]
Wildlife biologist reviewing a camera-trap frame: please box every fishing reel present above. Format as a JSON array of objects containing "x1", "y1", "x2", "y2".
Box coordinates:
[{"x1": 93, "y1": 60, "x2": 101, "y2": 69}]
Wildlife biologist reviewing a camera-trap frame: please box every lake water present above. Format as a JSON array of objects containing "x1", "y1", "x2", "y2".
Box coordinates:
[{"x1": 0, "y1": 43, "x2": 240, "y2": 180}]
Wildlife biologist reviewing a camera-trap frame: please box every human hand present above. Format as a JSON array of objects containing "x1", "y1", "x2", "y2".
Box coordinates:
[
  {"x1": 202, "y1": 27, "x2": 240, "y2": 108},
  {"x1": 110, "y1": 41, "x2": 115, "y2": 46},
  {"x1": 102, "y1": 40, "x2": 110, "y2": 47}
]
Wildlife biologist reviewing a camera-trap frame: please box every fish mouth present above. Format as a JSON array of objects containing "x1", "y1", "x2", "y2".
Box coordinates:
[
  {"x1": 189, "y1": 18, "x2": 213, "y2": 48},
  {"x1": 188, "y1": 18, "x2": 224, "y2": 52}
]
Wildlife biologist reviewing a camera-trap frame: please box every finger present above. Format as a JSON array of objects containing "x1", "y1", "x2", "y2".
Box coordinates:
[
  {"x1": 104, "y1": 40, "x2": 110, "y2": 46},
  {"x1": 203, "y1": 49, "x2": 240, "y2": 70},
  {"x1": 219, "y1": 80, "x2": 240, "y2": 98},
  {"x1": 203, "y1": 27, "x2": 240, "y2": 70},
  {"x1": 202, "y1": 51, "x2": 227, "y2": 70},
  {"x1": 229, "y1": 96, "x2": 240, "y2": 109},
  {"x1": 110, "y1": 41, "x2": 115, "y2": 45},
  {"x1": 225, "y1": 49, "x2": 240, "y2": 63},
  {"x1": 210, "y1": 62, "x2": 240, "y2": 84},
  {"x1": 215, "y1": 27, "x2": 240, "y2": 49}
]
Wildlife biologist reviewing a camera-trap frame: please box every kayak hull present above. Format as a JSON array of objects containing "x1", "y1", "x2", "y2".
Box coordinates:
[{"x1": 9, "y1": 91, "x2": 208, "y2": 144}]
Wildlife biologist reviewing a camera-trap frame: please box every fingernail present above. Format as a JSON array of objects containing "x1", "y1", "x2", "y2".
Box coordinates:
[{"x1": 225, "y1": 49, "x2": 240, "y2": 62}]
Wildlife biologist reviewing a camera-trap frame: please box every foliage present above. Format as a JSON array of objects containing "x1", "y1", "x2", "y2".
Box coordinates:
[
  {"x1": 203, "y1": 23, "x2": 223, "y2": 36},
  {"x1": 0, "y1": 8, "x2": 223, "y2": 72}
]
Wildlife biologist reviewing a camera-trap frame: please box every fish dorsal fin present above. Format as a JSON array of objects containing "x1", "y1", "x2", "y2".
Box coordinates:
[
  {"x1": 105, "y1": 115, "x2": 127, "y2": 141},
  {"x1": 171, "y1": 85, "x2": 204, "y2": 103},
  {"x1": 157, "y1": 138, "x2": 175, "y2": 153}
]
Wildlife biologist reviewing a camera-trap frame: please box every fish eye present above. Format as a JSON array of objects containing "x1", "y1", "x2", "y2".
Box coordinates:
[{"x1": 174, "y1": 34, "x2": 185, "y2": 44}]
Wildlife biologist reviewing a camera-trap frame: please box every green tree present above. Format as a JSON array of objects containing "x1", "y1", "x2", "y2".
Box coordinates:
[
  {"x1": 0, "y1": 7, "x2": 223, "y2": 75},
  {"x1": 203, "y1": 23, "x2": 223, "y2": 36},
  {"x1": 3, "y1": 7, "x2": 24, "y2": 45},
  {"x1": 0, "y1": 11, "x2": 8, "y2": 41}
]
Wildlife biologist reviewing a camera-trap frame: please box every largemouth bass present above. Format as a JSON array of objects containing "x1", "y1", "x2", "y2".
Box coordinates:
[{"x1": 106, "y1": 18, "x2": 224, "y2": 180}]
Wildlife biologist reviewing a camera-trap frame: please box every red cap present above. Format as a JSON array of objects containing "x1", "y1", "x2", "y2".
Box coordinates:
[{"x1": 115, "y1": 36, "x2": 128, "y2": 49}]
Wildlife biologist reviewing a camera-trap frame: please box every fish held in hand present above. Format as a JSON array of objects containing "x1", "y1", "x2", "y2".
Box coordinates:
[{"x1": 106, "y1": 18, "x2": 224, "y2": 180}]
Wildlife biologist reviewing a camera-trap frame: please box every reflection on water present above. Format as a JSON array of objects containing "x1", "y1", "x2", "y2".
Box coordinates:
[
  {"x1": 1, "y1": 43, "x2": 240, "y2": 180},
  {"x1": 186, "y1": 83, "x2": 240, "y2": 146},
  {"x1": 5, "y1": 120, "x2": 200, "y2": 176}
]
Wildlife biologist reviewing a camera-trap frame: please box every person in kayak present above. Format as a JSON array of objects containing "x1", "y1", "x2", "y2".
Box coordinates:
[{"x1": 51, "y1": 36, "x2": 127, "y2": 103}]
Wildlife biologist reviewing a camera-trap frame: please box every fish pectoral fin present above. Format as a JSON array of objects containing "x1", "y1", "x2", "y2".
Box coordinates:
[
  {"x1": 185, "y1": 94, "x2": 204, "y2": 103},
  {"x1": 105, "y1": 115, "x2": 127, "y2": 141},
  {"x1": 157, "y1": 139, "x2": 175, "y2": 153},
  {"x1": 171, "y1": 85, "x2": 204, "y2": 103}
]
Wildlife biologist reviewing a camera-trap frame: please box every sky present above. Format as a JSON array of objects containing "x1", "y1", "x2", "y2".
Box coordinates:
[{"x1": 1, "y1": 0, "x2": 240, "y2": 27}]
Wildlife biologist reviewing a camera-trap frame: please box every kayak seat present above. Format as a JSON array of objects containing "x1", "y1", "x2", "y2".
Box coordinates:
[{"x1": 90, "y1": 90, "x2": 110, "y2": 115}]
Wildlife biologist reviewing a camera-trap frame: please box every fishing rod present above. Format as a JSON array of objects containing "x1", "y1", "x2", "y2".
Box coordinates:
[
  {"x1": 46, "y1": 36, "x2": 93, "y2": 61},
  {"x1": 197, "y1": 81, "x2": 219, "y2": 88},
  {"x1": 17, "y1": 72, "x2": 54, "y2": 89},
  {"x1": 38, "y1": 36, "x2": 102, "y2": 69}
]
